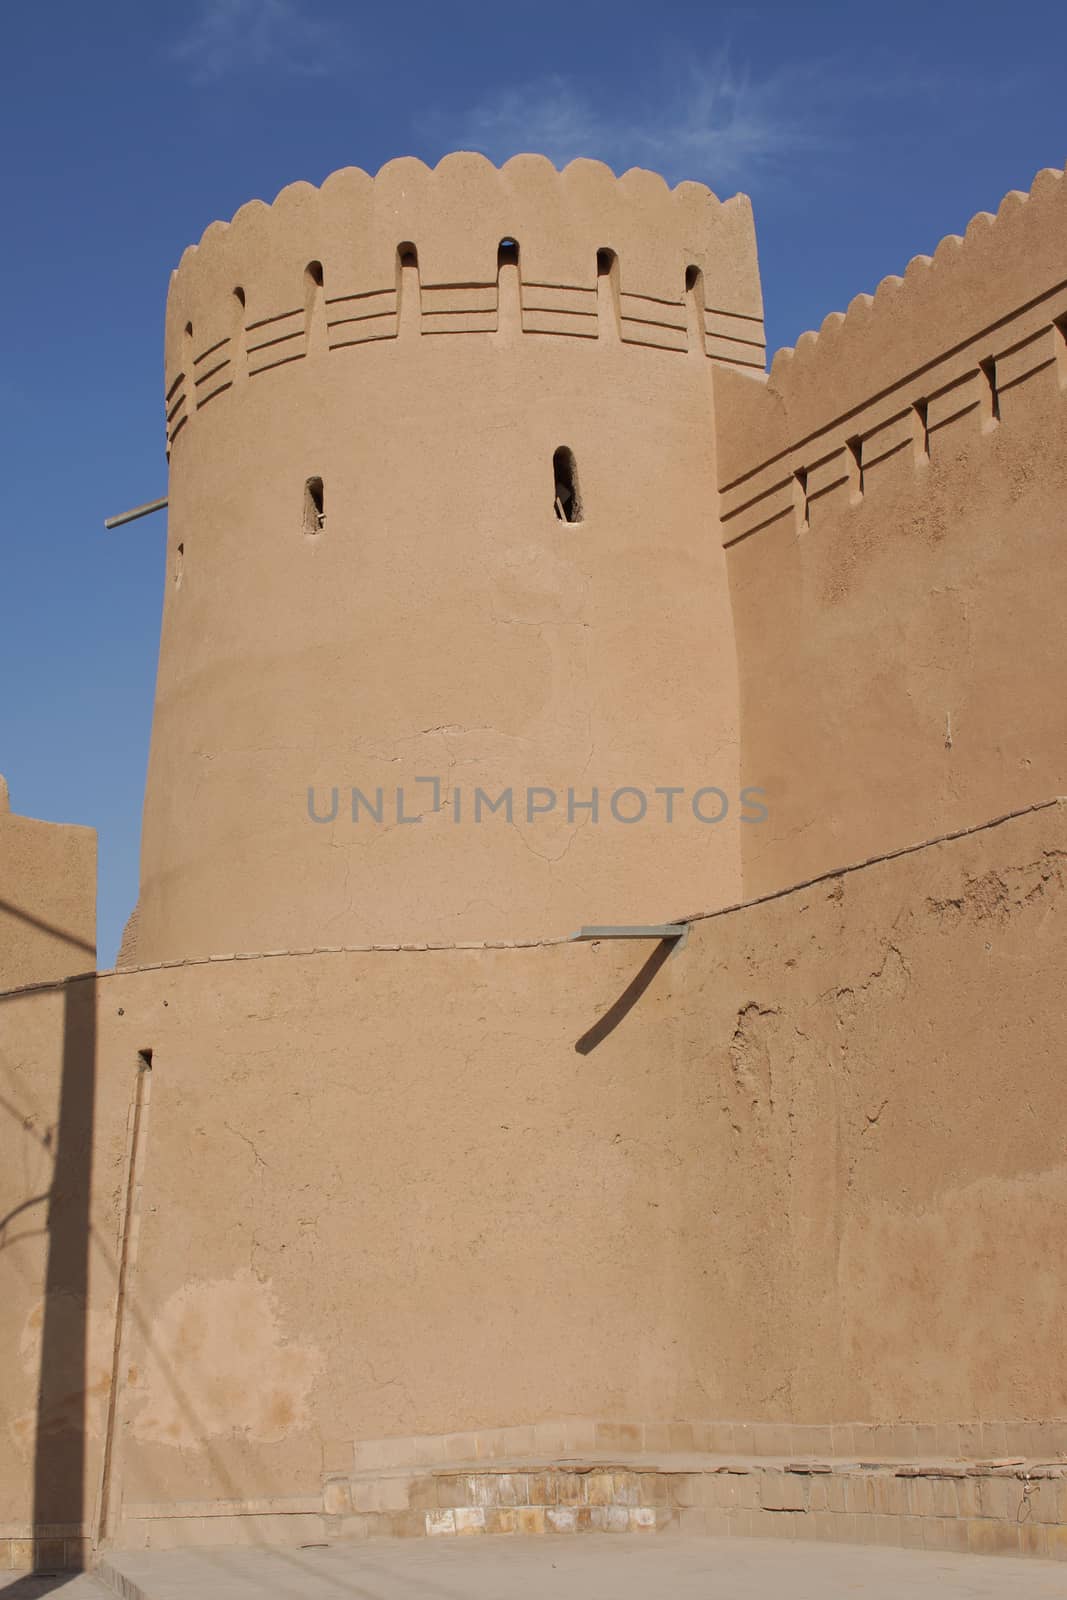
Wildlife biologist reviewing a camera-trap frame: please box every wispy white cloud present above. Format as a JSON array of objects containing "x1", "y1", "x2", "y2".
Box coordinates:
[
  {"x1": 433, "y1": 55, "x2": 819, "y2": 192},
  {"x1": 172, "y1": 0, "x2": 343, "y2": 84}
]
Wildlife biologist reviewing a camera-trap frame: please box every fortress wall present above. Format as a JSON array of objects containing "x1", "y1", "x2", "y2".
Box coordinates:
[
  {"x1": 2, "y1": 802, "x2": 1063, "y2": 1546},
  {"x1": 715, "y1": 164, "x2": 1067, "y2": 486},
  {"x1": 720, "y1": 165, "x2": 1067, "y2": 895},
  {"x1": 0, "y1": 780, "x2": 96, "y2": 988}
]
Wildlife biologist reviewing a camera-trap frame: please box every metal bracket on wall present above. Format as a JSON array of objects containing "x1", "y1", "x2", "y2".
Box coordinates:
[{"x1": 569, "y1": 924, "x2": 689, "y2": 950}]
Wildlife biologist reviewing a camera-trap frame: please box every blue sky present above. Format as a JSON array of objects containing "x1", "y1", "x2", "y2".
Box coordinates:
[{"x1": 2, "y1": 0, "x2": 1065, "y2": 964}]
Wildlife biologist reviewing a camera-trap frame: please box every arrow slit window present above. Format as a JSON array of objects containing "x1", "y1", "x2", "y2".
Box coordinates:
[{"x1": 552, "y1": 447, "x2": 582, "y2": 523}]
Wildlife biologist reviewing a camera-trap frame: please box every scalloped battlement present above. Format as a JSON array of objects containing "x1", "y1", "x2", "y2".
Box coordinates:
[
  {"x1": 716, "y1": 163, "x2": 1067, "y2": 489},
  {"x1": 163, "y1": 152, "x2": 765, "y2": 448}
]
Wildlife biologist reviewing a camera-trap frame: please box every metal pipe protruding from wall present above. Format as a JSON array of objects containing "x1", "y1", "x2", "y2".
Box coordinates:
[{"x1": 104, "y1": 497, "x2": 169, "y2": 530}]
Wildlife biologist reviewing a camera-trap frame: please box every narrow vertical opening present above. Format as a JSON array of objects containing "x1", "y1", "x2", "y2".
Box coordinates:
[
  {"x1": 914, "y1": 397, "x2": 931, "y2": 458},
  {"x1": 794, "y1": 465, "x2": 809, "y2": 530},
  {"x1": 305, "y1": 262, "x2": 325, "y2": 355},
  {"x1": 397, "y1": 243, "x2": 420, "y2": 338},
  {"x1": 180, "y1": 322, "x2": 194, "y2": 420},
  {"x1": 1055, "y1": 314, "x2": 1067, "y2": 387},
  {"x1": 231, "y1": 288, "x2": 247, "y2": 382},
  {"x1": 138, "y1": 1049, "x2": 153, "y2": 1069},
  {"x1": 174, "y1": 543, "x2": 184, "y2": 588},
  {"x1": 846, "y1": 435, "x2": 864, "y2": 499},
  {"x1": 304, "y1": 476, "x2": 325, "y2": 535},
  {"x1": 684, "y1": 264, "x2": 706, "y2": 353},
  {"x1": 496, "y1": 238, "x2": 521, "y2": 337},
  {"x1": 552, "y1": 447, "x2": 582, "y2": 523},
  {"x1": 596, "y1": 249, "x2": 619, "y2": 340},
  {"x1": 979, "y1": 356, "x2": 1000, "y2": 423}
]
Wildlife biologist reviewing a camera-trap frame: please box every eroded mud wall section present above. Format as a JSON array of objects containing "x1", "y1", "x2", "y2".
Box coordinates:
[{"x1": 3, "y1": 804, "x2": 1062, "y2": 1549}]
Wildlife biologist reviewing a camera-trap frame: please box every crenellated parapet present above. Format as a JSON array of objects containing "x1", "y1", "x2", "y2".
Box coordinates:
[
  {"x1": 163, "y1": 152, "x2": 765, "y2": 450},
  {"x1": 716, "y1": 164, "x2": 1067, "y2": 543}
]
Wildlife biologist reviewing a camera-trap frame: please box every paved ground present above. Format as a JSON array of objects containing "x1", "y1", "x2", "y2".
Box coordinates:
[
  {"x1": 7, "y1": 1535, "x2": 1058, "y2": 1599},
  {"x1": 0, "y1": 1578, "x2": 110, "y2": 1598}
]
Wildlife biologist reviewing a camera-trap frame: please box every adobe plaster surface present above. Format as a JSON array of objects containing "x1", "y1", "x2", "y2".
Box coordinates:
[
  {"x1": 133, "y1": 156, "x2": 762, "y2": 965},
  {"x1": 2, "y1": 802, "x2": 1064, "y2": 1553},
  {"x1": 2, "y1": 153, "x2": 1066, "y2": 1569},
  {"x1": 0, "y1": 778, "x2": 96, "y2": 988},
  {"x1": 714, "y1": 164, "x2": 1067, "y2": 897}
]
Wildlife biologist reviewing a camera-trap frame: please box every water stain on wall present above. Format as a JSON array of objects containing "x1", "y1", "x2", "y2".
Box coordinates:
[{"x1": 127, "y1": 1270, "x2": 321, "y2": 1448}]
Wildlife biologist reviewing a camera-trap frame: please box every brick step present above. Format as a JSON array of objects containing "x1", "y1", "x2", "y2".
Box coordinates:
[
  {"x1": 320, "y1": 1453, "x2": 1067, "y2": 1559},
  {"x1": 97, "y1": 1450, "x2": 1067, "y2": 1563}
]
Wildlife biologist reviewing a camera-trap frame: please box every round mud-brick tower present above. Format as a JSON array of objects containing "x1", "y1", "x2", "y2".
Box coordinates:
[{"x1": 133, "y1": 153, "x2": 766, "y2": 963}]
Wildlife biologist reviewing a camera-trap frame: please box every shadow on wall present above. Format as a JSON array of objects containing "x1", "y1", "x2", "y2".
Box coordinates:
[
  {"x1": 36, "y1": 977, "x2": 96, "y2": 1569},
  {"x1": 0, "y1": 956, "x2": 96, "y2": 1577},
  {"x1": 575, "y1": 939, "x2": 674, "y2": 1055},
  {"x1": 1, "y1": 949, "x2": 322, "y2": 1578},
  {"x1": 0, "y1": 898, "x2": 95, "y2": 959}
]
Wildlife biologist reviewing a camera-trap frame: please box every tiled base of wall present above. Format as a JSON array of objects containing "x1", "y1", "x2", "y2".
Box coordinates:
[
  {"x1": 16, "y1": 1421, "x2": 1067, "y2": 1570},
  {"x1": 307, "y1": 1416, "x2": 1067, "y2": 1558},
  {"x1": 317, "y1": 1457, "x2": 1067, "y2": 1560},
  {"x1": 0, "y1": 1527, "x2": 88, "y2": 1572},
  {"x1": 108, "y1": 1456, "x2": 1067, "y2": 1562}
]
